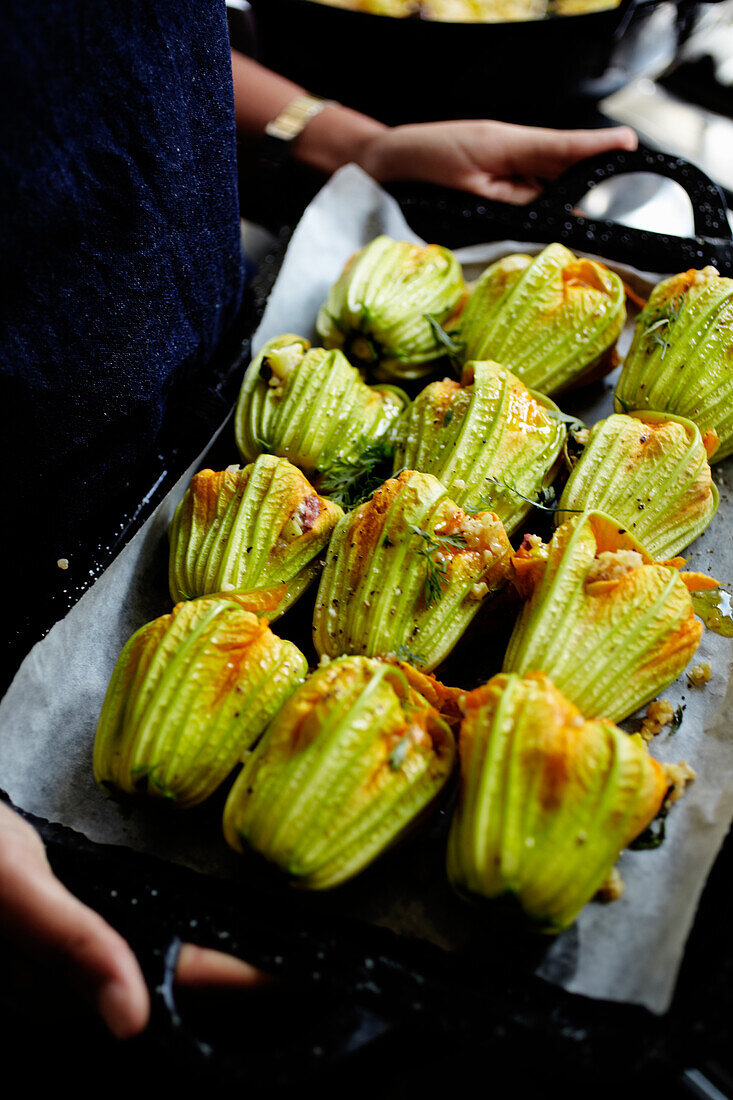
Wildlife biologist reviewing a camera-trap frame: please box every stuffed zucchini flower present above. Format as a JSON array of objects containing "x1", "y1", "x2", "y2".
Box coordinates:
[
  {"x1": 315, "y1": 236, "x2": 466, "y2": 379},
  {"x1": 458, "y1": 243, "x2": 626, "y2": 395},
  {"x1": 446, "y1": 671, "x2": 668, "y2": 931},
  {"x1": 393, "y1": 360, "x2": 566, "y2": 531},
  {"x1": 168, "y1": 455, "x2": 343, "y2": 616},
  {"x1": 615, "y1": 267, "x2": 733, "y2": 460},
  {"x1": 93, "y1": 593, "x2": 307, "y2": 807},
  {"x1": 503, "y1": 512, "x2": 715, "y2": 722},
  {"x1": 234, "y1": 334, "x2": 407, "y2": 478},
  {"x1": 313, "y1": 470, "x2": 512, "y2": 671},
  {"x1": 557, "y1": 411, "x2": 718, "y2": 558},
  {"x1": 222, "y1": 656, "x2": 456, "y2": 888}
]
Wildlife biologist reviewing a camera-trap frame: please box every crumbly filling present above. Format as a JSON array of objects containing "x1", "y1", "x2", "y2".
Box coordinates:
[
  {"x1": 437, "y1": 512, "x2": 506, "y2": 560},
  {"x1": 595, "y1": 866, "x2": 625, "y2": 903},
  {"x1": 640, "y1": 699, "x2": 675, "y2": 743},
  {"x1": 687, "y1": 662, "x2": 712, "y2": 687},
  {"x1": 586, "y1": 549, "x2": 644, "y2": 583},
  {"x1": 663, "y1": 760, "x2": 697, "y2": 805},
  {"x1": 261, "y1": 343, "x2": 305, "y2": 391},
  {"x1": 281, "y1": 495, "x2": 321, "y2": 541}
]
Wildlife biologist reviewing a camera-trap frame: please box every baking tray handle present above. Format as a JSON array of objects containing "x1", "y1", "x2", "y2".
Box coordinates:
[
  {"x1": 534, "y1": 143, "x2": 732, "y2": 243},
  {"x1": 391, "y1": 144, "x2": 733, "y2": 273}
]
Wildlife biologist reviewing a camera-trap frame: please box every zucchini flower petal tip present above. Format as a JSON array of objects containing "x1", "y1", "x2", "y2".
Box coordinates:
[
  {"x1": 313, "y1": 470, "x2": 513, "y2": 672},
  {"x1": 393, "y1": 360, "x2": 566, "y2": 532},
  {"x1": 315, "y1": 235, "x2": 467, "y2": 380},
  {"x1": 234, "y1": 334, "x2": 408, "y2": 478},
  {"x1": 93, "y1": 595, "x2": 308, "y2": 808},
  {"x1": 557, "y1": 411, "x2": 718, "y2": 558},
  {"x1": 615, "y1": 266, "x2": 733, "y2": 461},
  {"x1": 222, "y1": 655, "x2": 456, "y2": 888},
  {"x1": 458, "y1": 243, "x2": 626, "y2": 395},
  {"x1": 504, "y1": 512, "x2": 704, "y2": 722},
  {"x1": 447, "y1": 672, "x2": 668, "y2": 932},
  {"x1": 168, "y1": 455, "x2": 343, "y2": 616}
]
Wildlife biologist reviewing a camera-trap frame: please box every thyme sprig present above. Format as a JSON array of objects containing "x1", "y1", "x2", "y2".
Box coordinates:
[
  {"x1": 476, "y1": 478, "x2": 581, "y2": 516},
  {"x1": 641, "y1": 295, "x2": 684, "y2": 360},
  {"x1": 410, "y1": 525, "x2": 466, "y2": 607},
  {"x1": 319, "y1": 436, "x2": 396, "y2": 510}
]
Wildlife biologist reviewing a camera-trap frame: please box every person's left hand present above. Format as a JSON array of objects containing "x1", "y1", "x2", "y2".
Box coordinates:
[
  {"x1": 0, "y1": 802, "x2": 271, "y2": 1039},
  {"x1": 356, "y1": 119, "x2": 638, "y2": 203}
]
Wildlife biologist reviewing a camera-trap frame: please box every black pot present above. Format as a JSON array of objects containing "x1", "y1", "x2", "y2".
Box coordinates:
[{"x1": 248, "y1": 0, "x2": 678, "y2": 125}]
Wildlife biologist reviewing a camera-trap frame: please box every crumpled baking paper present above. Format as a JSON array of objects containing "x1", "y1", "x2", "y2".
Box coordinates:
[{"x1": 1, "y1": 165, "x2": 731, "y2": 1013}]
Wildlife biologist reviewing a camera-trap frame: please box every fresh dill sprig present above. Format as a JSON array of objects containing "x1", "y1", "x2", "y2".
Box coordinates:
[
  {"x1": 410, "y1": 524, "x2": 466, "y2": 607},
  {"x1": 641, "y1": 295, "x2": 684, "y2": 360},
  {"x1": 318, "y1": 437, "x2": 396, "y2": 509}
]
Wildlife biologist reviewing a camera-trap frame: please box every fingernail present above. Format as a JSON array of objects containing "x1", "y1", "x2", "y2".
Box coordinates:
[{"x1": 97, "y1": 980, "x2": 139, "y2": 1040}]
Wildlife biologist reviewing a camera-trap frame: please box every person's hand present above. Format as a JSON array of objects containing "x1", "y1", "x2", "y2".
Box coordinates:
[
  {"x1": 0, "y1": 801, "x2": 149, "y2": 1037},
  {"x1": 0, "y1": 803, "x2": 271, "y2": 1038},
  {"x1": 356, "y1": 119, "x2": 638, "y2": 203},
  {"x1": 230, "y1": 52, "x2": 638, "y2": 205}
]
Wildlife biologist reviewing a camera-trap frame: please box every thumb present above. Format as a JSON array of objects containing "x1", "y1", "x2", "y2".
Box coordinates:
[
  {"x1": 0, "y1": 807, "x2": 149, "y2": 1038},
  {"x1": 506, "y1": 124, "x2": 638, "y2": 180}
]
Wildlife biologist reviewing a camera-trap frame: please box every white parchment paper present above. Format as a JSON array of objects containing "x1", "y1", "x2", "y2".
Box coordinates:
[{"x1": 2, "y1": 165, "x2": 732, "y2": 1013}]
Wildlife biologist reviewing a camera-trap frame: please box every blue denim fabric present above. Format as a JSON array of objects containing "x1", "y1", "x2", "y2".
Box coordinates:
[{"x1": 0, "y1": 0, "x2": 244, "y2": 555}]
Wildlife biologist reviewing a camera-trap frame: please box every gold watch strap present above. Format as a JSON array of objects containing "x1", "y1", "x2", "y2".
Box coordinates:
[{"x1": 264, "y1": 94, "x2": 333, "y2": 144}]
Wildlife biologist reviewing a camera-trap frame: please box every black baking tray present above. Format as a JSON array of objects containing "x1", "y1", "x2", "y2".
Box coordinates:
[{"x1": 3, "y1": 146, "x2": 733, "y2": 1096}]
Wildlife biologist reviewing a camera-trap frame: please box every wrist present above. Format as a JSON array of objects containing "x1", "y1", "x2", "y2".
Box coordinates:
[{"x1": 292, "y1": 102, "x2": 388, "y2": 176}]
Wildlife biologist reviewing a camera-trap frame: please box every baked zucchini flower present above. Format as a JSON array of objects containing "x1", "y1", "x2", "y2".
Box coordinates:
[
  {"x1": 168, "y1": 455, "x2": 343, "y2": 616},
  {"x1": 315, "y1": 235, "x2": 466, "y2": 380},
  {"x1": 446, "y1": 671, "x2": 668, "y2": 932},
  {"x1": 222, "y1": 656, "x2": 456, "y2": 888},
  {"x1": 615, "y1": 266, "x2": 733, "y2": 461},
  {"x1": 393, "y1": 360, "x2": 566, "y2": 532},
  {"x1": 458, "y1": 243, "x2": 626, "y2": 395},
  {"x1": 234, "y1": 334, "x2": 407, "y2": 478},
  {"x1": 313, "y1": 470, "x2": 512, "y2": 672},
  {"x1": 503, "y1": 512, "x2": 716, "y2": 722},
  {"x1": 93, "y1": 594, "x2": 308, "y2": 807},
  {"x1": 557, "y1": 411, "x2": 718, "y2": 558}
]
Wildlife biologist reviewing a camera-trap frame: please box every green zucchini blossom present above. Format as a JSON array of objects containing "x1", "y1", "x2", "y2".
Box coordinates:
[
  {"x1": 457, "y1": 243, "x2": 626, "y2": 395},
  {"x1": 316, "y1": 235, "x2": 466, "y2": 380},
  {"x1": 93, "y1": 594, "x2": 307, "y2": 808},
  {"x1": 223, "y1": 656, "x2": 456, "y2": 888}
]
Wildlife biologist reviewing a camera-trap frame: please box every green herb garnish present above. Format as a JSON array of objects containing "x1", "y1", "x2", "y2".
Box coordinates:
[
  {"x1": 410, "y1": 524, "x2": 466, "y2": 607},
  {"x1": 641, "y1": 295, "x2": 684, "y2": 360},
  {"x1": 670, "y1": 704, "x2": 685, "y2": 734},
  {"x1": 395, "y1": 644, "x2": 428, "y2": 666},
  {"x1": 476, "y1": 478, "x2": 581, "y2": 516},
  {"x1": 319, "y1": 436, "x2": 396, "y2": 510}
]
